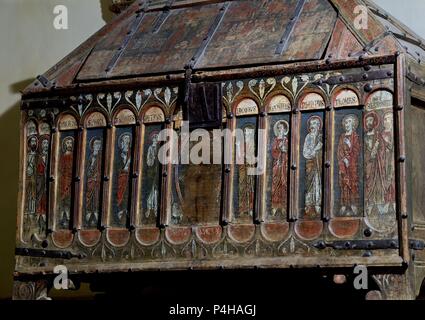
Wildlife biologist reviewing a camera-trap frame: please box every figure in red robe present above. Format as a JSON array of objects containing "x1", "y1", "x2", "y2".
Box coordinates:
[
  {"x1": 85, "y1": 137, "x2": 103, "y2": 228},
  {"x1": 115, "y1": 133, "x2": 132, "y2": 226},
  {"x1": 337, "y1": 114, "x2": 361, "y2": 216},
  {"x1": 271, "y1": 120, "x2": 289, "y2": 217},
  {"x1": 59, "y1": 136, "x2": 74, "y2": 228},
  {"x1": 36, "y1": 136, "x2": 50, "y2": 234}
]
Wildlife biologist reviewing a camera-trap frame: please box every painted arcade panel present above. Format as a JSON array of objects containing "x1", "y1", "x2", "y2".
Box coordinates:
[
  {"x1": 363, "y1": 91, "x2": 396, "y2": 234},
  {"x1": 333, "y1": 108, "x2": 364, "y2": 218},
  {"x1": 140, "y1": 106, "x2": 165, "y2": 226},
  {"x1": 15, "y1": 64, "x2": 409, "y2": 274},
  {"x1": 407, "y1": 101, "x2": 425, "y2": 225},
  {"x1": 110, "y1": 126, "x2": 134, "y2": 228},
  {"x1": 298, "y1": 111, "x2": 325, "y2": 220},
  {"x1": 265, "y1": 95, "x2": 291, "y2": 222},
  {"x1": 81, "y1": 112, "x2": 107, "y2": 229},
  {"x1": 297, "y1": 93, "x2": 326, "y2": 221},
  {"x1": 170, "y1": 130, "x2": 223, "y2": 226},
  {"x1": 232, "y1": 98, "x2": 259, "y2": 224},
  {"x1": 330, "y1": 89, "x2": 396, "y2": 234},
  {"x1": 23, "y1": 120, "x2": 51, "y2": 240},
  {"x1": 108, "y1": 107, "x2": 137, "y2": 228},
  {"x1": 55, "y1": 115, "x2": 79, "y2": 230}
]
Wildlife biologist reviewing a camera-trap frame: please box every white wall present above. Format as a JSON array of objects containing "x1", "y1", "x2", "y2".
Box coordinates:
[
  {"x1": 373, "y1": 0, "x2": 425, "y2": 40},
  {"x1": 0, "y1": 0, "x2": 110, "y2": 299}
]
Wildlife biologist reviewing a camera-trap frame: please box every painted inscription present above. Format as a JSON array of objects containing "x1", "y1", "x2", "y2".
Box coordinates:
[
  {"x1": 113, "y1": 109, "x2": 136, "y2": 126},
  {"x1": 58, "y1": 114, "x2": 78, "y2": 131},
  {"x1": 236, "y1": 98, "x2": 259, "y2": 116},
  {"x1": 300, "y1": 93, "x2": 325, "y2": 110},
  {"x1": 334, "y1": 89, "x2": 359, "y2": 108},
  {"x1": 268, "y1": 95, "x2": 291, "y2": 113},
  {"x1": 86, "y1": 112, "x2": 107, "y2": 128}
]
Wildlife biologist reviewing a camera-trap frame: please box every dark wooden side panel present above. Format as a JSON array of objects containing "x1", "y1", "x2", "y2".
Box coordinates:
[{"x1": 406, "y1": 102, "x2": 425, "y2": 225}]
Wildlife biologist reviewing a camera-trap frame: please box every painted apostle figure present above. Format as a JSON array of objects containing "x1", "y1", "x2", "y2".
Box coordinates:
[
  {"x1": 145, "y1": 131, "x2": 160, "y2": 220},
  {"x1": 303, "y1": 116, "x2": 323, "y2": 218},
  {"x1": 237, "y1": 124, "x2": 256, "y2": 217},
  {"x1": 337, "y1": 114, "x2": 361, "y2": 216},
  {"x1": 25, "y1": 136, "x2": 38, "y2": 217},
  {"x1": 36, "y1": 136, "x2": 50, "y2": 234},
  {"x1": 381, "y1": 112, "x2": 396, "y2": 214},
  {"x1": 116, "y1": 133, "x2": 132, "y2": 225},
  {"x1": 85, "y1": 137, "x2": 102, "y2": 228},
  {"x1": 59, "y1": 136, "x2": 74, "y2": 228},
  {"x1": 364, "y1": 111, "x2": 385, "y2": 215},
  {"x1": 271, "y1": 120, "x2": 289, "y2": 217}
]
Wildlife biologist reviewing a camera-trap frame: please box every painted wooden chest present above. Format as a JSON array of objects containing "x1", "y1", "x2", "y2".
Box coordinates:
[{"x1": 13, "y1": 0, "x2": 425, "y2": 300}]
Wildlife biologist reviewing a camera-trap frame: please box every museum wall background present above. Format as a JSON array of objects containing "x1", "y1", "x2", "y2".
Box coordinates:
[
  {"x1": 0, "y1": 0, "x2": 113, "y2": 299},
  {"x1": 0, "y1": 0, "x2": 424, "y2": 299}
]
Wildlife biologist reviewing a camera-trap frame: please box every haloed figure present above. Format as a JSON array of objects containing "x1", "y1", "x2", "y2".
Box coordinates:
[
  {"x1": 85, "y1": 137, "x2": 103, "y2": 228},
  {"x1": 116, "y1": 133, "x2": 132, "y2": 225},
  {"x1": 271, "y1": 120, "x2": 289, "y2": 217},
  {"x1": 25, "y1": 136, "x2": 38, "y2": 217},
  {"x1": 364, "y1": 111, "x2": 385, "y2": 216},
  {"x1": 303, "y1": 116, "x2": 323, "y2": 219},
  {"x1": 146, "y1": 132, "x2": 160, "y2": 220},
  {"x1": 337, "y1": 114, "x2": 361, "y2": 216},
  {"x1": 59, "y1": 136, "x2": 74, "y2": 228},
  {"x1": 36, "y1": 136, "x2": 50, "y2": 234}
]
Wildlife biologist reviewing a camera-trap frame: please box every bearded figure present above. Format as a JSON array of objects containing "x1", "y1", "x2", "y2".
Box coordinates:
[
  {"x1": 59, "y1": 136, "x2": 74, "y2": 228},
  {"x1": 85, "y1": 137, "x2": 103, "y2": 228},
  {"x1": 337, "y1": 114, "x2": 361, "y2": 216},
  {"x1": 303, "y1": 116, "x2": 323, "y2": 219},
  {"x1": 115, "y1": 133, "x2": 132, "y2": 226},
  {"x1": 271, "y1": 120, "x2": 289, "y2": 217},
  {"x1": 36, "y1": 136, "x2": 50, "y2": 234}
]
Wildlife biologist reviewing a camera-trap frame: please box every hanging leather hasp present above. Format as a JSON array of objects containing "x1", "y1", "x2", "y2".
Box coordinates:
[{"x1": 183, "y1": 68, "x2": 222, "y2": 130}]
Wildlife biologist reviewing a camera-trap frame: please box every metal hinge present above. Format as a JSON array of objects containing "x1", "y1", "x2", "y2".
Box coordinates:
[
  {"x1": 315, "y1": 69, "x2": 394, "y2": 85},
  {"x1": 313, "y1": 240, "x2": 399, "y2": 250},
  {"x1": 15, "y1": 247, "x2": 86, "y2": 260},
  {"x1": 409, "y1": 239, "x2": 425, "y2": 250},
  {"x1": 36, "y1": 75, "x2": 53, "y2": 88},
  {"x1": 314, "y1": 239, "x2": 425, "y2": 251}
]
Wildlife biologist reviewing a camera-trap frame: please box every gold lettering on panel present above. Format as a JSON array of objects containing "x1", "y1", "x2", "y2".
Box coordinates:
[
  {"x1": 235, "y1": 98, "x2": 259, "y2": 116},
  {"x1": 58, "y1": 114, "x2": 78, "y2": 131},
  {"x1": 143, "y1": 107, "x2": 165, "y2": 123},
  {"x1": 86, "y1": 112, "x2": 107, "y2": 128},
  {"x1": 300, "y1": 93, "x2": 325, "y2": 110},
  {"x1": 366, "y1": 90, "x2": 393, "y2": 110},
  {"x1": 268, "y1": 95, "x2": 291, "y2": 113},
  {"x1": 113, "y1": 109, "x2": 136, "y2": 126},
  {"x1": 334, "y1": 89, "x2": 359, "y2": 108}
]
